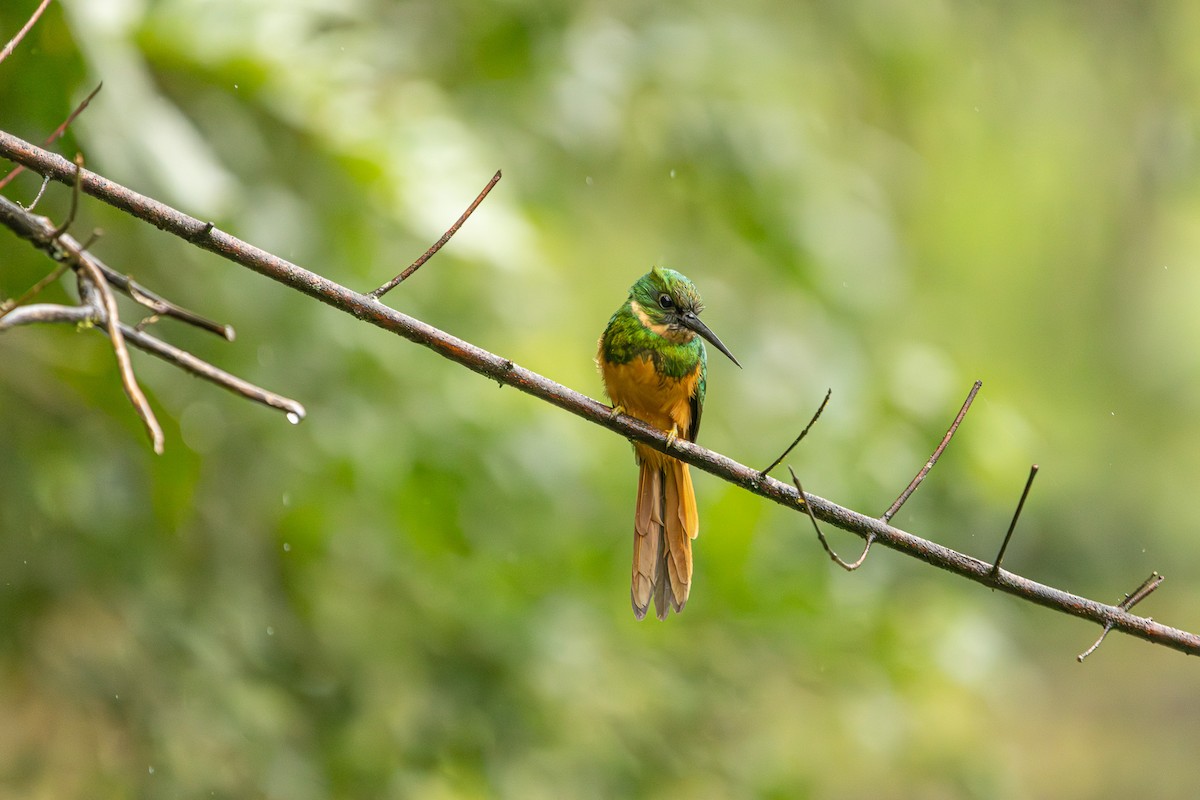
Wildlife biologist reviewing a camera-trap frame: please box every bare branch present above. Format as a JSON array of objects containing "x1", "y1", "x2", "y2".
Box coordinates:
[
  {"x1": 0, "y1": 0, "x2": 54, "y2": 66},
  {"x1": 0, "y1": 301, "x2": 303, "y2": 420},
  {"x1": 117, "y1": 321, "x2": 305, "y2": 420},
  {"x1": 6, "y1": 154, "x2": 163, "y2": 450},
  {"x1": 1077, "y1": 572, "x2": 1165, "y2": 662},
  {"x1": 94, "y1": 257, "x2": 234, "y2": 339},
  {"x1": 369, "y1": 169, "x2": 502, "y2": 299},
  {"x1": 991, "y1": 464, "x2": 1039, "y2": 576},
  {"x1": 47, "y1": 152, "x2": 83, "y2": 239},
  {"x1": 27, "y1": 173, "x2": 51, "y2": 209},
  {"x1": 3, "y1": 130, "x2": 1198, "y2": 658},
  {"x1": 0, "y1": 191, "x2": 301, "y2": 430},
  {"x1": 0, "y1": 82, "x2": 101, "y2": 192},
  {"x1": 0, "y1": 259, "x2": 70, "y2": 321},
  {"x1": 881, "y1": 379, "x2": 982, "y2": 523},
  {"x1": 789, "y1": 466, "x2": 873, "y2": 571},
  {"x1": 0, "y1": 300, "x2": 93, "y2": 328},
  {"x1": 44, "y1": 82, "x2": 103, "y2": 146},
  {"x1": 760, "y1": 388, "x2": 831, "y2": 476},
  {"x1": 73, "y1": 240, "x2": 165, "y2": 454}
]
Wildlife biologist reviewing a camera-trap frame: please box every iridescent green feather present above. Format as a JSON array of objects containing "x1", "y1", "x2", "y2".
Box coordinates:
[{"x1": 599, "y1": 267, "x2": 709, "y2": 439}]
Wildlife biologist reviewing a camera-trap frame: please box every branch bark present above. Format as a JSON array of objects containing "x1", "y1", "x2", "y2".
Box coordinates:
[
  {"x1": 2, "y1": 129, "x2": 1198, "y2": 658},
  {"x1": 0, "y1": 189, "x2": 305, "y2": 422}
]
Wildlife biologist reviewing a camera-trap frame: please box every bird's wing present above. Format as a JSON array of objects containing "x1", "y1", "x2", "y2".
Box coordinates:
[{"x1": 687, "y1": 346, "x2": 707, "y2": 442}]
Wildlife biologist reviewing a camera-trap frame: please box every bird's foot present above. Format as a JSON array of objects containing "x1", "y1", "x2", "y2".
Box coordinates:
[
  {"x1": 665, "y1": 424, "x2": 679, "y2": 449},
  {"x1": 608, "y1": 404, "x2": 625, "y2": 419}
]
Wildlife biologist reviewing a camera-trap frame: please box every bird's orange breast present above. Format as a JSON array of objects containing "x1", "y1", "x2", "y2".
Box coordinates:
[{"x1": 599, "y1": 353, "x2": 700, "y2": 442}]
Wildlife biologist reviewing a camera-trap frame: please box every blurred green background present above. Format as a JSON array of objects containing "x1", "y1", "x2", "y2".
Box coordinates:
[{"x1": 3, "y1": 1, "x2": 1200, "y2": 797}]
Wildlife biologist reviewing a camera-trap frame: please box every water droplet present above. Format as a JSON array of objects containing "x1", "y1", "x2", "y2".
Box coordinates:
[
  {"x1": 282, "y1": 542, "x2": 291, "y2": 552},
  {"x1": 286, "y1": 411, "x2": 301, "y2": 425},
  {"x1": 266, "y1": 626, "x2": 275, "y2": 636},
  {"x1": 281, "y1": 492, "x2": 291, "y2": 507},
  {"x1": 585, "y1": 175, "x2": 593, "y2": 186},
  {"x1": 669, "y1": 168, "x2": 676, "y2": 178},
  {"x1": 148, "y1": 766, "x2": 155, "y2": 775}
]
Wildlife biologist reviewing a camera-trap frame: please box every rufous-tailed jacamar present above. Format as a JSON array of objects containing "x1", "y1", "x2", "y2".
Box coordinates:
[{"x1": 597, "y1": 267, "x2": 740, "y2": 620}]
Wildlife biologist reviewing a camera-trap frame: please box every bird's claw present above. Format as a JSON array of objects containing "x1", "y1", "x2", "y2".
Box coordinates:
[
  {"x1": 665, "y1": 424, "x2": 679, "y2": 449},
  {"x1": 608, "y1": 404, "x2": 625, "y2": 419}
]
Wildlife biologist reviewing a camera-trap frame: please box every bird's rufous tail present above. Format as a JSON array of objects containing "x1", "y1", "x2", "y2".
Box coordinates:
[{"x1": 631, "y1": 452, "x2": 699, "y2": 620}]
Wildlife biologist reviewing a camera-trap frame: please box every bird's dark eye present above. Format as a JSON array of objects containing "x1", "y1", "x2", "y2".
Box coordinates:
[{"x1": 658, "y1": 293, "x2": 674, "y2": 310}]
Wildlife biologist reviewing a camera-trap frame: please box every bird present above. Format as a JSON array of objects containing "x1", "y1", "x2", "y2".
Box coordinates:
[{"x1": 597, "y1": 266, "x2": 740, "y2": 620}]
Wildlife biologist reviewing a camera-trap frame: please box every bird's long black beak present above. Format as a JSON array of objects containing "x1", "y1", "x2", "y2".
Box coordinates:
[{"x1": 681, "y1": 311, "x2": 741, "y2": 368}]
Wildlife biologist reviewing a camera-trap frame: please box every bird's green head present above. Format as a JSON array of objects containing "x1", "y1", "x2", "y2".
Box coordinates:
[{"x1": 627, "y1": 266, "x2": 740, "y2": 367}]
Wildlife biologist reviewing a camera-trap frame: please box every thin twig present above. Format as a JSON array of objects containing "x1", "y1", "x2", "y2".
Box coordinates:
[
  {"x1": 790, "y1": 466, "x2": 873, "y2": 571},
  {"x1": 1077, "y1": 572, "x2": 1165, "y2": 662},
  {"x1": 760, "y1": 388, "x2": 831, "y2": 476},
  {"x1": 0, "y1": 301, "x2": 92, "y2": 329},
  {"x1": 1122, "y1": 571, "x2": 1166, "y2": 610},
  {"x1": 0, "y1": 0, "x2": 54, "y2": 66},
  {"x1": 0, "y1": 260, "x2": 71, "y2": 321},
  {"x1": 991, "y1": 464, "x2": 1039, "y2": 576},
  {"x1": 0, "y1": 155, "x2": 84, "y2": 322},
  {"x1": 0, "y1": 302, "x2": 304, "y2": 420},
  {"x1": 368, "y1": 169, "x2": 502, "y2": 299},
  {"x1": 0, "y1": 82, "x2": 101, "y2": 191},
  {"x1": 0, "y1": 192, "x2": 288, "y2": 444},
  {"x1": 116, "y1": 322, "x2": 305, "y2": 419},
  {"x1": 47, "y1": 152, "x2": 84, "y2": 239},
  {"x1": 3, "y1": 163, "x2": 232, "y2": 337},
  {"x1": 27, "y1": 173, "x2": 52, "y2": 209},
  {"x1": 99, "y1": 261, "x2": 234, "y2": 339},
  {"x1": 881, "y1": 379, "x2": 982, "y2": 523},
  {"x1": 4, "y1": 131, "x2": 1198, "y2": 658},
  {"x1": 44, "y1": 82, "x2": 103, "y2": 144},
  {"x1": 75, "y1": 251, "x2": 165, "y2": 454},
  {"x1": 1074, "y1": 629, "x2": 1109, "y2": 663}
]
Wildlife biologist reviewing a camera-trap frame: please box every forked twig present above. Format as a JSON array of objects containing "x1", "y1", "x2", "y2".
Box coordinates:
[
  {"x1": 760, "y1": 388, "x2": 831, "y2": 476},
  {"x1": 790, "y1": 466, "x2": 873, "y2": 571},
  {"x1": 881, "y1": 379, "x2": 982, "y2": 523},
  {"x1": 33, "y1": 154, "x2": 163, "y2": 451},
  {"x1": 1077, "y1": 572, "x2": 1165, "y2": 662},
  {"x1": 0, "y1": 185, "x2": 293, "y2": 443},
  {"x1": 368, "y1": 169, "x2": 502, "y2": 299}
]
